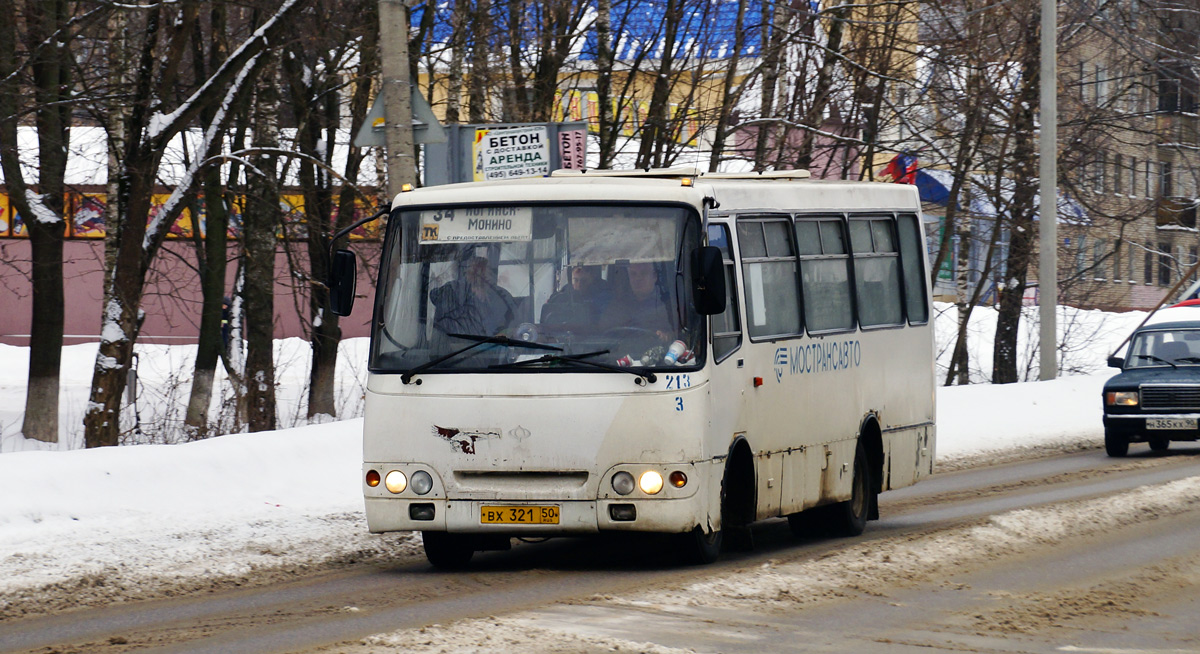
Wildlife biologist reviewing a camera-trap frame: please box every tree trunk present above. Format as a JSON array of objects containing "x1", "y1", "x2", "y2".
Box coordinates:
[
  {"x1": 468, "y1": 0, "x2": 489, "y2": 123},
  {"x1": 294, "y1": 83, "x2": 337, "y2": 419},
  {"x1": 796, "y1": 3, "x2": 849, "y2": 170},
  {"x1": 753, "y1": 0, "x2": 786, "y2": 169},
  {"x1": 709, "y1": 0, "x2": 747, "y2": 172},
  {"x1": 0, "y1": 0, "x2": 72, "y2": 443},
  {"x1": 23, "y1": 216, "x2": 66, "y2": 442},
  {"x1": 305, "y1": 7, "x2": 378, "y2": 420},
  {"x1": 594, "y1": 0, "x2": 616, "y2": 167},
  {"x1": 529, "y1": 0, "x2": 582, "y2": 123},
  {"x1": 184, "y1": 0, "x2": 231, "y2": 440},
  {"x1": 85, "y1": 163, "x2": 157, "y2": 447},
  {"x1": 636, "y1": 0, "x2": 682, "y2": 168},
  {"x1": 222, "y1": 264, "x2": 248, "y2": 428},
  {"x1": 505, "y1": 0, "x2": 528, "y2": 122},
  {"x1": 445, "y1": 0, "x2": 467, "y2": 123},
  {"x1": 992, "y1": 24, "x2": 1041, "y2": 384},
  {"x1": 243, "y1": 55, "x2": 281, "y2": 432}
]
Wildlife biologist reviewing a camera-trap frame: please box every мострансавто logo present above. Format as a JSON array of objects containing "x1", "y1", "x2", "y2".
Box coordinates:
[{"x1": 774, "y1": 340, "x2": 862, "y2": 382}]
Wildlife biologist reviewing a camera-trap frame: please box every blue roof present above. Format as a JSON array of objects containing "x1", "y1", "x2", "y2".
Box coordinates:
[{"x1": 412, "y1": 0, "x2": 818, "y2": 61}]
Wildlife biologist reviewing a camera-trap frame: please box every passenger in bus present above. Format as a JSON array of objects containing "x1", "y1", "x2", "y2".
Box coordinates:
[
  {"x1": 430, "y1": 256, "x2": 518, "y2": 336},
  {"x1": 600, "y1": 262, "x2": 675, "y2": 341},
  {"x1": 540, "y1": 265, "x2": 609, "y2": 324}
]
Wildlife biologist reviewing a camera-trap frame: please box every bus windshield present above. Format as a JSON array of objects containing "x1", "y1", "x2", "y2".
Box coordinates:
[{"x1": 370, "y1": 203, "x2": 705, "y2": 375}]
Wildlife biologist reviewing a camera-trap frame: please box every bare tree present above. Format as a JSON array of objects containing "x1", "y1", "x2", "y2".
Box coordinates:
[
  {"x1": 0, "y1": 0, "x2": 80, "y2": 442},
  {"x1": 279, "y1": 0, "x2": 379, "y2": 420},
  {"x1": 183, "y1": 0, "x2": 238, "y2": 439},
  {"x1": 83, "y1": 0, "x2": 306, "y2": 448},
  {"x1": 243, "y1": 52, "x2": 281, "y2": 433}
]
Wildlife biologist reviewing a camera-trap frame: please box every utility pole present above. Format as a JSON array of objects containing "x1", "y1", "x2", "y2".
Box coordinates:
[
  {"x1": 379, "y1": 0, "x2": 417, "y2": 199},
  {"x1": 1038, "y1": 0, "x2": 1058, "y2": 381}
]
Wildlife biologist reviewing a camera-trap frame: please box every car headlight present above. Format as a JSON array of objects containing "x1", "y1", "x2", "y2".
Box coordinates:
[
  {"x1": 612, "y1": 471, "x2": 635, "y2": 495},
  {"x1": 411, "y1": 470, "x2": 433, "y2": 495},
  {"x1": 639, "y1": 470, "x2": 664, "y2": 495},
  {"x1": 1106, "y1": 391, "x2": 1139, "y2": 406},
  {"x1": 384, "y1": 470, "x2": 407, "y2": 494}
]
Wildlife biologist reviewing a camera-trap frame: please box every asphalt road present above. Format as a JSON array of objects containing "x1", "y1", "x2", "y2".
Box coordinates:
[{"x1": 3, "y1": 443, "x2": 1199, "y2": 654}]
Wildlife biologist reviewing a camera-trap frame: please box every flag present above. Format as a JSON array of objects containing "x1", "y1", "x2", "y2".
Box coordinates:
[{"x1": 879, "y1": 153, "x2": 918, "y2": 184}]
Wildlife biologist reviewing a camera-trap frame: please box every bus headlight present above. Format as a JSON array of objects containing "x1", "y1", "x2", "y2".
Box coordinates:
[
  {"x1": 365, "y1": 469, "x2": 381, "y2": 487},
  {"x1": 411, "y1": 470, "x2": 433, "y2": 495},
  {"x1": 639, "y1": 470, "x2": 664, "y2": 495},
  {"x1": 1106, "y1": 391, "x2": 1139, "y2": 406},
  {"x1": 612, "y1": 471, "x2": 635, "y2": 495},
  {"x1": 384, "y1": 470, "x2": 407, "y2": 494},
  {"x1": 669, "y1": 471, "x2": 687, "y2": 488}
]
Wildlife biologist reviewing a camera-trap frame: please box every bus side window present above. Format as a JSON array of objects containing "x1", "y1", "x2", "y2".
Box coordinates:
[
  {"x1": 849, "y1": 216, "x2": 903, "y2": 327},
  {"x1": 737, "y1": 217, "x2": 802, "y2": 339},
  {"x1": 708, "y1": 223, "x2": 742, "y2": 361},
  {"x1": 896, "y1": 213, "x2": 929, "y2": 324},
  {"x1": 796, "y1": 217, "x2": 854, "y2": 332}
]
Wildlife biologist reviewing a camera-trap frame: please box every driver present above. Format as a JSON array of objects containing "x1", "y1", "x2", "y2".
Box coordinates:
[{"x1": 430, "y1": 256, "x2": 517, "y2": 336}]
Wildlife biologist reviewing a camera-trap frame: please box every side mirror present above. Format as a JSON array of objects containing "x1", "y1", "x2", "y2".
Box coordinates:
[
  {"x1": 691, "y1": 246, "x2": 726, "y2": 316},
  {"x1": 1107, "y1": 356, "x2": 1124, "y2": 369},
  {"x1": 329, "y1": 249, "x2": 357, "y2": 316}
]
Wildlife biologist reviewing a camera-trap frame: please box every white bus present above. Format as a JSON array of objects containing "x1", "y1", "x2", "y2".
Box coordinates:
[{"x1": 330, "y1": 168, "x2": 935, "y2": 568}]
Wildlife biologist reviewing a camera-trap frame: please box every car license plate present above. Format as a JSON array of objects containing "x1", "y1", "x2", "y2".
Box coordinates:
[
  {"x1": 1147, "y1": 417, "x2": 1197, "y2": 430},
  {"x1": 480, "y1": 505, "x2": 560, "y2": 525}
]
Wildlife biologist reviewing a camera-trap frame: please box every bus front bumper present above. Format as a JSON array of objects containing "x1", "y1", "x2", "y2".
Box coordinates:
[{"x1": 364, "y1": 494, "x2": 710, "y2": 536}]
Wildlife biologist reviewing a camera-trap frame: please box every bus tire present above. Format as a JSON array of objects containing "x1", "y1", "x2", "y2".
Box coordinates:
[
  {"x1": 1149, "y1": 437, "x2": 1170, "y2": 452},
  {"x1": 422, "y1": 531, "x2": 474, "y2": 569},
  {"x1": 678, "y1": 525, "x2": 723, "y2": 565},
  {"x1": 827, "y1": 441, "x2": 871, "y2": 537},
  {"x1": 1104, "y1": 429, "x2": 1129, "y2": 457},
  {"x1": 786, "y1": 509, "x2": 822, "y2": 538}
]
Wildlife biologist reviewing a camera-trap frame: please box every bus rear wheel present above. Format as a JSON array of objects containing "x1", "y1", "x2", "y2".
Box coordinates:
[
  {"x1": 422, "y1": 531, "x2": 474, "y2": 569},
  {"x1": 1149, "y1": 437, "x2": 1170, "y2": 452},
  {"x1": 827, "y1": 441, "x2": 872, "y2": 537}
]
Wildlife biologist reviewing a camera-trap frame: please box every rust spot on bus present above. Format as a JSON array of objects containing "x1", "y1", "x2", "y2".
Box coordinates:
[{"x1": 433, "y1": 425, "x2": 499, "y2": 454}]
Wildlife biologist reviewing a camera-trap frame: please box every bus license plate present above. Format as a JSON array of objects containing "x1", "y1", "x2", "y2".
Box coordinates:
[
  {"x1": 1147, "y1": 417, "x2": 1196, "y2": 430},
  {"x1": 480, "y1": 505, "x2": 560, "y2": 525}
]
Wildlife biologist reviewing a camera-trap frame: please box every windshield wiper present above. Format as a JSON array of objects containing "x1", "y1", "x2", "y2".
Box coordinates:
[
  {"x1": 489, "y1": 350, "x2": 609, "y2": 369},
  {"x1": 489, "y1": 349, "x2": 658, "y2": 383},
  {"x1": 401, "y1": 334, "x2": 563, "y2": 384},
  {"x1": 1134, "y1": 353, "x2": 1178, "y2": 368}
]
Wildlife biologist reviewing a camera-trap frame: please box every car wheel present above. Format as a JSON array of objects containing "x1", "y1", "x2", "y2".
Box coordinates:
[
  {"x1": 827, "y1": 441, "x2": 872, "y2": 537},
  {"x1": 1104, "y1": 429, "x2": 1129, "y2": 457},
  {"x1": 1149, "y1": 437, "x2": 1170, "y2": 452},
  {"x1": 422, "y1": 531, "x2": 474, "y2": 569}
]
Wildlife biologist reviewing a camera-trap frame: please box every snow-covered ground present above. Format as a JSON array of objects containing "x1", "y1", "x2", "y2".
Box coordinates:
[{"x1": 0, "y1": 301, "x2": 1170, "y2": 620}]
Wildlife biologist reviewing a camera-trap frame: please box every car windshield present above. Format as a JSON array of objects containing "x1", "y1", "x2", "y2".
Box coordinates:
[
  {"x1": 1126, "y1": 328, "x2": 1200, "y2": 368},
  {"x1": 370, "y1": 203, "x2": 705, "y2": 374}
]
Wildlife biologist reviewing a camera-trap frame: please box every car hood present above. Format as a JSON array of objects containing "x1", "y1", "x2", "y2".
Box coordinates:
[{"x1": 1105, "y1": 366, "x2": 1200, "y2": 389}]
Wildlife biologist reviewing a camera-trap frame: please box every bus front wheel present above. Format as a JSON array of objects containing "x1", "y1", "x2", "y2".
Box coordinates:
[
  {"x1": 422, "y1": 531, "x2": 474, "y2": 569},
  {"x1": 678, "y1": 525, "x2": 722, "y2": 565},
  {"x1": 827, "y1": 441, "x2": 872, "y2": 537}
]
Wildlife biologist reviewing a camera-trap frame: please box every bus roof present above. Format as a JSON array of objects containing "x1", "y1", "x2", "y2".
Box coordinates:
[{"x1": 391, "y1": 169, "x2": 921, "y2": 214}]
